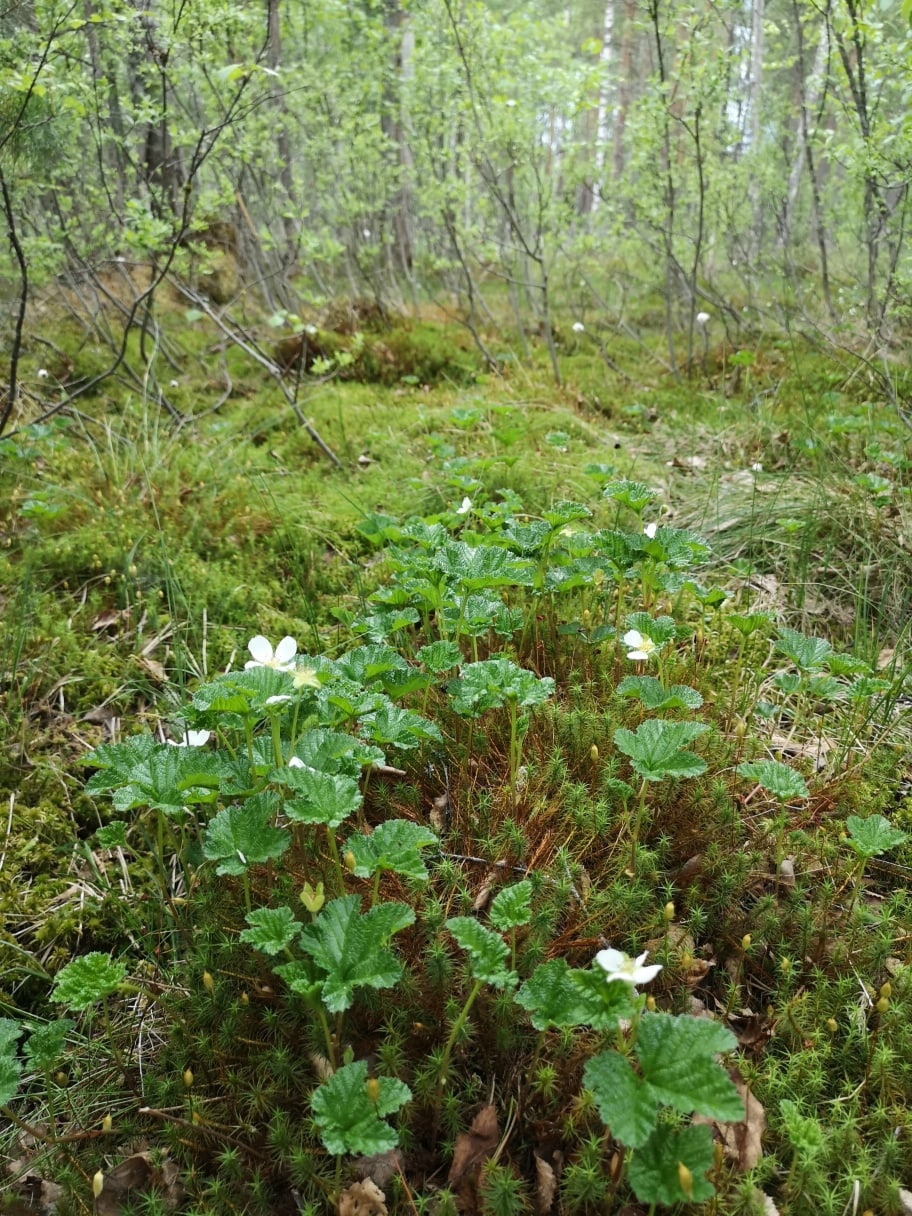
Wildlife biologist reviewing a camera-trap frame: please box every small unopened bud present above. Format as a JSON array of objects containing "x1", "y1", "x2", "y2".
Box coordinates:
[
  {"x1": 741, "y1": 934, "x2": 752, "y2": 951},
  {"x1": 202, "y1": 970, "x2": 215, "y2": 994},
  {"x1": 879, "y1": 982, "x2": 892, "y2": 1000},
  {"x1": 645, "y1": 995, "x2": 657, "y2": 1012},
  {"x1": 780, "y1": 957, "x2": 791, "y2": 973},
  {"x1": 102, "y1": 1114, "x2": 113, "y2": 1134},
  {"x1": 55, "y1": 1071, "x2": 67, "y2": 1086},
  {"x1": 344, "y1": 850, "x2": 357, "y2": 873},
  {"x1": 301, "y1": 880, "x2": 325, "y2": 913},
  {"x1": 240, "y1": 991, "x2": 249, "y2": 1005},
  {"x1": 663, "y1": 901, "x2": 675, "y2": 922},
  {"x1": 183, "y1": 1068, "x2": 194, "y2": 1089},
  {"x1": 875, "y1": 996, "x2": 890, "y2": 1014},
  {"x1": 365, "y1": 1077, "x2": 381, "y2": 1105},
  {"x1": 581, "y1": 609, "x2": 591, "y2": 626},
  {"x1": 592, "y1": 568, "x2": 604, "y2": 587},
  {"x1": 590, "y1": 744, "x2": 599, "y2": 763},
  {"x1": 92, "y1": 1171, "x2": 104, "y2": 1199},
  {"x1": 734, "y1": 719, "x2": 748, "y2": 739},
  {"x1": 677, "y1": 1161, "x2": 694, "y2": 1200},
  {"x1": 826, "y1": 1017, "x2": 838, "y2": 1032},
  {"x1": 680, "y1": 951, "x2": 693, "y2": 971}
]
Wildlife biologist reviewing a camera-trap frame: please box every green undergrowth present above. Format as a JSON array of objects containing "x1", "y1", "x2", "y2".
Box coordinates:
[{"x1": 1, "y1": 315, "x2": 911, "y2": 1216}]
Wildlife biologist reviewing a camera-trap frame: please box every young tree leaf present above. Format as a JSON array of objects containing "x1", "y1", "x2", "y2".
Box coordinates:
[
  {"x1": 311, "y1": 1059, "x2": 411, "y2": 1156},
  {"x1": 446, "y1": 917, "x2": 517, "y2": 988},
  {"x1": 240, "y1": 905, "x2": 300, "y2": 955},
  {"x1": 489, "y1": 880, "x2": 533, "y2": 931},
  {"x1": 50, "y1": 954, "x2": 127, "y2": 1011},
  {"x1": 344, "y1": 819, "x2": 438, "y2": 882},
  {"x1": 297, "y1": 895, "x2": 415, "y2": 1013},
  {"x1": 583, "y1": 1051, "x2": 658, "y2": 1148},
  {"x1": 627, "y1": 1124, "x2": 716, "y2": 1205}
]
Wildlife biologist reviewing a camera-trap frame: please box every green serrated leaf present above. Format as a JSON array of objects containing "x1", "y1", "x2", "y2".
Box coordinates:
[
  {"x1": 446, "y1": 917, "x2": 516, "y2": 988},
  {"x1": 777, "y1": 627, "x2": 833, "y2": 672},
  {"x1": 275, "y1": 765, "x2": 362, "y2": 828},
  {"x1": 614, "y1": 719, "x2": 708, "y2": 782},
  {"x1": 737, "y1": 759, "x2": 809, "y2": 801},
  {"x1": 23, "y1": 1019, "x2": 74, "y2": 1070},
  {"x1": 727, "y1": 612, "x2": 773, "y2": 637},
  {"x1": 312, "y1": 1059, "x2": 411, "y2": 1156},
  {"x1": 0, "y1": 1019, "x2": 23, "y2": 1052},
  {"x1": 616, "y1": 676, "x2": 703, "y2": 711},
  {"x1": 489, "y1": 880, "x2": 533, "y2": 932},
  {"x1": 50, "y1": 954, "x2": 127, "y2": 1012},
  {"x1": 95, "y1": 821, "x2": 129, "y2": 848},
  {"x1": 625, "y1": 612, "x2": 678, "y2": 645},
  {"x1": 298, "y1": 895, "x2": 415, "y2": 1013},
  {"x1": 637, "y1": 1015, "x2": 743, "y2": 1121},
  {"x1": 202, "y1": 801, "x2": 290, "y2": 875},
  {"x1": 845, "y1": 814, "x2": 909, "y2": 859},
  {"x1": 604, "y1": 480, "x2": 657, "y2": 512},
  {"x1": 514, "y1": 961, "x2": 636, "y2": 1031},
  {"x1": 360, "y1": 704, "x2": 442, "y2": 749},
  {"x1": 0, "y1": 1054, "x2": 21, "y2": 1105},
  {"x1": 449, "y1": 658, "x2": 555, "y2": 717},
  {"x1": 417, "y1": 640, "x2": 464, "y2": 673},
  {"x1": 584, "y1": 1051, "x2": 658, "y2": 1148},
  {"x1": 628, "y1": 1124, "x2": 716, "y2": 1205},
  {"x1": 344, "y1": 820, "x2": 438, "y2": 881},
  {"x1": 240, "y1": 906, "x2": 300, "y2": 955}
]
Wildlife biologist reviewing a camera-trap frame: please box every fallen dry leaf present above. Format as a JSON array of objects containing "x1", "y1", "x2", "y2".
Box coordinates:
[
  {"x1": 533, "y1": 1151, "x2": 558, "y2": 1215},
  {"x1": 339, "y1": 1178, "x2": 388, "y2": 1216},
  {"x1": 898, "y1": 1187, "x2": 912, "y2": 1214},
  {"x1": 695, "y1": 1076, "x2": 765, "y2": 1171},
  {"x1": 137, "y1": 655, "x2": 168, "y2": 682},
  {"x1": 354, "y1": 1151, "x2": 402, "y2": 1189},
  {"x1": 449, "y1": 1103, "x2": 500, "y2": 1212}
]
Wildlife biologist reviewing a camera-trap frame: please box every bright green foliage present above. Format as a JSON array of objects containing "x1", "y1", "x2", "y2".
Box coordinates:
[
  {"x1": 776, "y1": 627, "x2": 833, "y2": 672},
  {"x1": 0, "y1": 1019, "x2": 23, "y2": 1052},
  {"x1": 845, "y1": 815, "x2": 909, "y2": 859},
  {"x1": 449, "y1": 658, "x2": 555, "y2": 717},
  {"x1": 292, "y1": 729, "x2": 385, "y2": 776},
  {"x1": 50, "y1": 954, "x2": 127, "y2": 1011},
  {"x1": 240, "y1": 906, "x2": 300, "y2": 955},
  {"x1": 488, "y1": 880, "x2": 533, "y2": 932},
  {"x1": 616, "y1": 676, "x2": 704, "y2": 711},
  {"x1": 360, "y1": 704, "x2": 443, "y2": 749},
  {"x1": 311, "y1": 1059, "x2": 411, "y2": 1156},
  {"x1": 202, "y1": 800, "x2": 291, "y2": 875},
  {"x1": 603, "y1": 481, "x2": 657, "y2": 512},
  {"x1": 83, "y1": 736, "x2": 161, "y2": 793},
  {"x1": 515, "y1": 961, "x2": 638, "y2": 1032},
  {"x1": 624, "y1": 612, "x2": 678, "y2": 646},
  {"x1": 627, "y1": 1124, "x2": 716, "y2": 1205},
  {"x1": 335, "y1": 644, "x2": 410, "y2": 686},
  {"x1": 417, "y1": 640, "x2": 463, "y2": 673},
  {"x1": 22, "y1": 1019, "x2": 74, "y2": 1070},
  {"x1": 445, "y1": 917, "x2": 517, "y2": 988},
  {"x1": 727, "y1": 612, "x2": 773, "y2": 637},
  {"x1": 431, "y1": 542, "x2": 535, "y2": 591},
  {"x1": 0, "y1": 1053, "x2": 21, "y2": 1106},
  {"x1": 95, "y1": 821, "x2": 128, "y2": 848},
  {"x1": 297, "y1": 895, "x2": 415, "y2": 1013},
  {"x1": 274, "y1": 766, "x2": 362, "y2": 828},
  {"x1": 107, "y1": 747, "x2": 223, "y2": 814},
  {"x1": 613, "y1": 719, "x2": 709, "y2": 781},
  {"x1": 737, "y1": 759, "x2": 810, "y2": 801},
  {"x1": 344, "y1": 820, "x2": 438, "y2": 881},
  {"x1": 583, "y1": 1051, "x2": 659, "y2": 1147},
  {"x1": 191, "y1": 667, "x2": 297, "y2": 717}
]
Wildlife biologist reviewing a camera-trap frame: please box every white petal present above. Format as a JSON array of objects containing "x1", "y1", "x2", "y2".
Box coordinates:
[
  {"x1": 288, "y1": 756, "x2": 306, "y2": 768},
  {"x1": 643, "y1": 522, "x2": 658, "y2": 539},
  {"x1": 265, "y1": 695, "x2": 292, "y2": 705},
  {"x1": 456, "y1": 497, "x2": 472, "y2": 515},
  {"x1": 274, "y1": 636, "x2": 298, "y2": 665},
  {"x1": 595, "y1": 948, "x2": 626, "y2": 974},
  {"x1": 627, "y1": 650, "x2": 650, "y2": 662},
  {"x1": 622, "y1": 630, "x2": 644, "y2": 648},
  {"x1": 247, "y1": 635, "x2": 273, "y2": 665},
  {"x1": 185, "y1": 729, "x2": 211, "y2": 747},
  {"x1": 634, "y1": 963, "x2": 663, "y2": 983}
]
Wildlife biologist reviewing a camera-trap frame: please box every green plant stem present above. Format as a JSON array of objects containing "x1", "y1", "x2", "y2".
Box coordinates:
[
  {"x1": 270, "y1": 712, "x2": 284, "y2": 766},
  {"x1": 629, "y1": 777, "x2": 650, "y2": 873},
  {"x1": 101, "y1": 995, "x2": 128, "y2": 1076},
  {"x1": 437, "y1": 977, "x2": 484, "y2": 1098},
  {"x1": 325, "y1": 825, "x2": 345, "y2": 894},
  {"x1": 508, "y1": 699, "x2": 519, "y2": 810},
  {"x1": 372, "y1": 867, "x2": 382, "y2": 908}
]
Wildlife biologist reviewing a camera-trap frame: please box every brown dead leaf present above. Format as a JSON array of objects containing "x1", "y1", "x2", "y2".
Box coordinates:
[
  {"x1": 338, "y1": 1178, "x2": 388, "y2": 1216},
  {"x1": 94, "y1": 1151, "x2": 184, "y2": 1216},
  {"x1": 82, "y1": 703, "x2": 119, "y2": 727},
  {"x1": 92, "y1": 607, "x2": 131, "y2": 632},
  {"x1": 137, "y1": 656, "x2": 168, "y2": 683},
  {"x1": 355, "y1": 1151, "x2": 402, "y2": 1189},
  {"x1": 533, "y1": 1151, "x2": 558, "y2": 1215},
  {"x1": 695, "y1": 1076, "x2": 765, "y2": 1172},
  {"x1": 449, "y1": 1103, "x2": 499, "y2": 1186},
  {"x1": 877, "y1": 647, "x2": 896, "y2": 670},
  {"x1": 768, "y1": 730, "x2": 833, "y2": 770}
]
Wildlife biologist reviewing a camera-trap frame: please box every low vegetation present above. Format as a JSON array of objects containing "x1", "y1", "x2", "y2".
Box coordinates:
[{"x1": 1, "y1": 306, "x2": 911, "y2": 1216}]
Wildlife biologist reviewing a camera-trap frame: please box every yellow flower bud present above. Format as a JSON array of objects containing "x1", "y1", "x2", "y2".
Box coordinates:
[
  {"x1": 344, "y1": 850, "x2": 357, "y2": 873},
  {"x1": 183, "y1": 1068, "x2": 194, "y2": 1089},
  {"x1": 875, "y1": 996, "x2": 890, "y2": 1014},
  {"x1": 300, "y1": 881, "x2": 325, "y2": 914},
  {"x1": 645, "y1": 995, "x2": 657, "y2": 1012},
  {"x1": 582, "y1": 609, "x2": 591, "y2": 626},
  {"x1": 734, "y1": 719, "x2": 748, "y2": 739},
  {"x1": 590, "y1": 744, "x2": 599, "y2": 763},
  {"x1": 677, "y1": 1161, "x2": 694, "y2": 1200},
  {"x1": 202, "y1": 970, "x2": 215, "y2": 994},
  {"x1": 592, "y1": 568, "x2": 604, "y2": 587},
  {"x1": 663, "y1": 901, "x2": 675, "y2": 922},
  {"x1": 240, "y1": 991, "x2": 249, "y2": 1005},
  {"x1": 680, "y1": 951, "x2": 693, "y2": 971},
  {"x1": 365, "y1": 1077, "x2": 381, "y2": 1106},
  {"x1": 55, "y1": 1071, "x2": 67, "y2": 1086},
  {"x1": 741, "y1": 934, "x2": 752, "y2": 951},
  {"x1": 102, "y1": 1114, "x2": 113, "y2": 1134},
  {"x1": 92, "y1": 1171, "x2": 104, "y2": 1199},
  {"x1": 879, "y1": 982, "x2": 892, "y2": 1000},
  {"x1": 780, "y1": 956, "x2": 791, "y2": 973},
  {"x1": 826, "y1": 1018, "x2": 838, "y2": 1033}
]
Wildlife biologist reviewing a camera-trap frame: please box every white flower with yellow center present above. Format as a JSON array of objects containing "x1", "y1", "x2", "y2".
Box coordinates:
[
  {"x1": 622, "y1": 629, "x2": 657, "y2": 661},
  {"x1": 168, "y1": 729, "x2": 211, "y2": 748},
  {"x1": 595, "y1": 947, "x2": 662, "y2": 986},
  {"x1": 245, "y1": 635, "x2": 298, "y2": 672}
]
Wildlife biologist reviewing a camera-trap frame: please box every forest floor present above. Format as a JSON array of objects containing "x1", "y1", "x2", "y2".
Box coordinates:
[{"x1": 1, "y1": 304, "x2": 912, "y2": 1216}]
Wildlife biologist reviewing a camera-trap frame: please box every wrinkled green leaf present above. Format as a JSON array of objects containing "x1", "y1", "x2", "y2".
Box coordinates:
[
  {"x1": 616, "y1": 676, "x2": 703, "y2": 711},
  {"x1": 489, "y1": 880, "x2": 533, "y2": 931},
  {"x1": 50, "y1": 954, "x2": 127, "y2": 1011},
  {"x1": 584, "y1": 1051, "x2": 658, "y2": 1148},
  {"x1": 344, "y1": 820, "x2": 438, "y2": 882},
  {"x1": 737, "y1": 759, "x2": 809, "y2": 802},
  {"x1": 846, "y1": 814, "x2": 909, "y2": 859},
  {"x1": 312, "y1": 1059, "x2": 411, "y2": 1156},
  {"x1": 614, "y1": 719, "x2": 708, "y2": 782},
  {"x1": 240, "y1": 906, "x2": 300, "y2": 955},
  {"x1": 202, "y1": 800, "x2": 290, "y2": 875},
  {"x1": 628, "y1": 1124, "x2": 716, "y2": 1205},
  {"x1": 446, "y1": 917, "x2": 516, "y2": 988}
]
